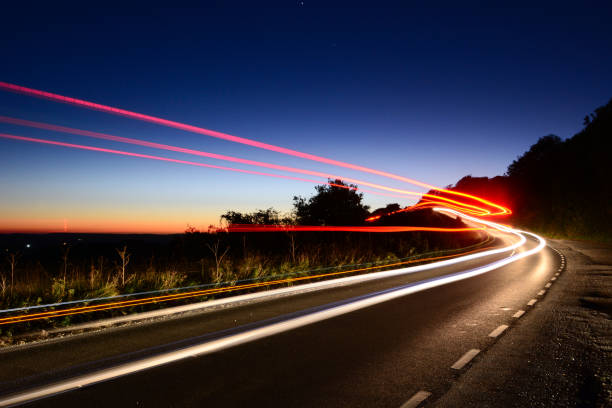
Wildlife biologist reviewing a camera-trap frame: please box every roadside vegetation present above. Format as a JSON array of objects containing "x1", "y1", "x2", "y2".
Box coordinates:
[{"x1": 0, "y1": 180, "x2": 485, "y2": 338}]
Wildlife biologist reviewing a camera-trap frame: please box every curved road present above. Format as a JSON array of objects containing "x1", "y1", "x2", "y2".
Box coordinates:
[{"x1": 0, "y1": 230, "x2": 559, "y2": 407}]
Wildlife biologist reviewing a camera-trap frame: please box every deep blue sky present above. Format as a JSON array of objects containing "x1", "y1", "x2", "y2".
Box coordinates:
[{"x1": 1, "y1": 1, "x2": 611, "y2": 232}]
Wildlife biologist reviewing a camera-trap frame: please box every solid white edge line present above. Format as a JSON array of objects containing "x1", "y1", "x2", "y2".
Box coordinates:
[
  {"x1": 488, "y1": 324, "x2": 509, "y2": 338},
  {"x1": 400, "y1": 390, "x2": 432, "y2": 408},
  {"x1": 0, "y1": 210, "x2": 547, "y2": 407},
  {"x1": 451, "y1": 349, "x2": 481, "y2": 370},
  {"x1": 512, "y1": 310, "x2": 525, "y2": 318}
]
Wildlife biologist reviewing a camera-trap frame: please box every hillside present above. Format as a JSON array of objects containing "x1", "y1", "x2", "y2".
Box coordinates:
[{"x1": 446, "y1": 98, "x2": 612, "y2": 241}]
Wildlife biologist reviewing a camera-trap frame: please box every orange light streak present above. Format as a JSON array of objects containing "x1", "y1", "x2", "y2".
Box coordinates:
[{"x1": 0, "y1": 84, "x2": 523, "y2": 329}]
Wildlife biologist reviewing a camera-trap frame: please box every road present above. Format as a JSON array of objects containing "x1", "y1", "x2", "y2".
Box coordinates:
[
  {"x1": 434, "y1": 238, "x2": 611, "y2": 407},
  {"x1": 0, "y1": 230, "x2": 558, "y2": 407}
]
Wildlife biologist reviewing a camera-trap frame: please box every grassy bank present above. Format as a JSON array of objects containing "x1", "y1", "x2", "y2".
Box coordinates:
[{"x1": 0, "y1": 229, "x2": 489, "y2": 338}]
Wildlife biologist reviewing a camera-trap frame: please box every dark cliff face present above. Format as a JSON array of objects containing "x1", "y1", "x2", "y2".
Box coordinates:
[{"x1": 447, "y1": 98, "x2": 612, "y2": 241}]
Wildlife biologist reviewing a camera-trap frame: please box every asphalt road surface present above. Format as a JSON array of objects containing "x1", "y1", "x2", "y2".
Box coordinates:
[{"x1": 0, "y1": 232, "x2": 560, "y2": 407}]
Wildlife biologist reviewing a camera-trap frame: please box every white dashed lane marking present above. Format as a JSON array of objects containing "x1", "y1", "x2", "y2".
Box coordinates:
[
  {"x1": 545, "y1": 283, "x2": 551, "y2": 288},
  {"x1": 488, "y1": 325, "x2": 509, "y2": 338},
  {"x1": 527, "y1": 299, "x2": 537, "y2": 306},
  {"x1": 400, "y1": 391, "x2": 432, "y2": 408},
  {"x1": 513, "y1": 310, "x2": 525, "y2": 318},
  {"x1": 451, "y1": 349, "x2": 481, "y2": 370},
  {"x1": 537, "y1": 290, "x2": 546, "y2": 296}
]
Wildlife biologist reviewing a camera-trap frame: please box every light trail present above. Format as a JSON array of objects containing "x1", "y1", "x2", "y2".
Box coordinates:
[
  {"x1": 0, "y1": 208, "x2": 522, "y2": 328},
  {"x1": 0, "y1": 132, "x2": 332, "y2": 184},
  {"x1": 0, "y1": 132, "x2": 492, "y2": 210},
  {"x1": 0, "y1": 82, "x2": 511, "y2": 216},
  {"x1": 224, "y1": 225, "x2": 485, "y2": 232},
  {"x1": 0, "y1": 116, "x2": 502, "y2": 214},
  {"x1": 0, "y1": 244, "x2": 499, "y2": 326},
  {"x1": 365, "y1": 199, "x2": 495, "y2": 222},
  {"x1": 0, "y1": 215, "x2": 544, "y2": 407},
  {"x1": 0, "y1": 82, "x2": 551, "y2": 408},
  {"x1": 0, "y1": 235, "x2": 495, "y2": 315}
]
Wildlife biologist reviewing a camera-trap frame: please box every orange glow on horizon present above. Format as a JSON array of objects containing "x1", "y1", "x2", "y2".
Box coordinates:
[
  {"x1": 0, "y1": 220, "x2": 211, "y2": 235},
  {"x1": 0, "y1": 82, "x2": 511, "y2": 217},
  {"x1": 0, "y1": 82, "x2": 513, "y2": 233}
]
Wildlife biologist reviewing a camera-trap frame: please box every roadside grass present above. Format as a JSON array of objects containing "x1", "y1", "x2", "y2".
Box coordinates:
[{"x1": 0, "y1": 230, "x2": 492, "y2": 339}]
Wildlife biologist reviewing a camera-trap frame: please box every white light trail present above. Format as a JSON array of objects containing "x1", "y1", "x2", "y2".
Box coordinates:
[{"x1": 0, "y1": 211, "x2": 546, "y2": 407}]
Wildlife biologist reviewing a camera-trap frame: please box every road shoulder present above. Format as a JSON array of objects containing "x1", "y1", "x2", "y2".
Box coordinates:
[{"x1": 433, "y1": 239, "x2": 611, "y2": 407}]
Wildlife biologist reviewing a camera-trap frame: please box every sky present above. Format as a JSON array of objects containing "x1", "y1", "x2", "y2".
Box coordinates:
[{"x1": 1, "y1": 1, "x2": 611, "y2": 233}]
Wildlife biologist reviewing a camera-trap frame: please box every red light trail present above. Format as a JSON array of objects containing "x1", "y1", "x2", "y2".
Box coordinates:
[
  {"x1": 0, "y1": 82, "x2": 511, "y2": 217},
  {"x1": 224, "y1": 224, "x2": 485, "y2": 233},
  {"x1": 0, "y1": 132, "x2": 424, "y2": 204},
  {"x1": 0, "y1": 133, "x2": 327, "y2": 186},
  {"x1": 0, "y1": 83, "x2": 550, "y2": 360},
  {"x1": 0, "y1": 116, "x2": 455, "y2": 203},
  {"x1": 0, "y1": 116, "x2": 508, "y2": 217},
  {"x1": 0, "y1": 132, "x2": 481, "y2": 213}
]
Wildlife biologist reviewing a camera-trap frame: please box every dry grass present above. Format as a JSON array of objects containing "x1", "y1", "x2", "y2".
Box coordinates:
[{"x1": 0, "y1": 231, "x2": 489, "y2": 319}]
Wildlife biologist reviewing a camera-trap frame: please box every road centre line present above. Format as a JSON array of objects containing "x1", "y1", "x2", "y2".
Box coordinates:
[
  {"x1": 488, "y1": 324, "x2": 509, "y2": 338},
  {"x1": 400, "y1": 391, "x2": 432, "y2": 408},
  {"x1": 451, "y1": 349, "x2": 481, "y2": 370}
]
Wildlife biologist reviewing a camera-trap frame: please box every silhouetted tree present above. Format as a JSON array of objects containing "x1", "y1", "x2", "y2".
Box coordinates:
[
  {"x1": 293, "y1": 179, "x2": 370, "y2": 225},
  {"x1": 444, "y1": 97, "x2": 612, "y2": 240},
  {"x1": 221, "y1": 208, "x2": 293, "y2": 226},
  {"x1": 506, "y1": 134, "x2": 563, "y2": 180},
  {"x1": 370, "y1": 203, "x2": 402, "y2": 218}
]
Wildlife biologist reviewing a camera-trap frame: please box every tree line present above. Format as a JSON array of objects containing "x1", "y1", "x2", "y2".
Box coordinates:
[{"x1": 441, "y1": 98, "x2": 612, "y2": 241}]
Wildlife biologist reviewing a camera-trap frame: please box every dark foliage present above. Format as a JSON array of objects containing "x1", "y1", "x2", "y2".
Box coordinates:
[
  {"x1": 445, "y1": 98, "x2": 612, "y2": 240},
  {"x1": 370, "y1": 203, "x2": 402, "y2": 218},
  {"x1": 372, "y1": 208, "x2": 468, "y2": 229},
  {"x1": 293, "y1": 179, "x2": 370, "y2": 226},
  {"x1": 221, "y1": 208, "x2": 293, "y2": 226},
  {"x1": 507, "y1": 99, "x2": 612, "y2": 239}
]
